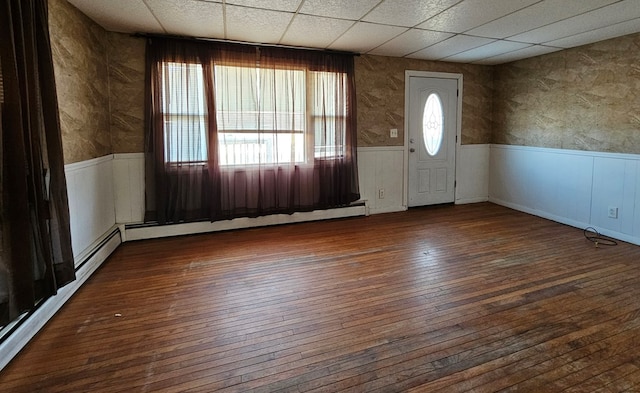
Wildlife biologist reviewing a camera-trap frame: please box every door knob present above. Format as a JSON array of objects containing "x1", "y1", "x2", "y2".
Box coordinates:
[{"x1": 409, "y1": 148, "x2": 415, "y2": 153}]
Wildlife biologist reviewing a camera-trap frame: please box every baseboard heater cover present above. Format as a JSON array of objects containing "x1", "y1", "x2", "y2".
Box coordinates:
[
  {"x1": 0, "y1": 227, "x2": 122, "y2": 371},
  {"x1": 124, "y1": 204, "x2": 367, "y2": 241}
]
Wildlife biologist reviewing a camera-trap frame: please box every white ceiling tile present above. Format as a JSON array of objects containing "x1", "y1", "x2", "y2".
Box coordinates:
[
  {"x1": 225, "y1": 6, "x2": 293, "y2": 44},
  {"x1": 369, "y1": 29, "x2": 454, "y2": 57},
  {"x1": 67, "y1": 0, "x2": 164, "y2": 33},
  {"x1": 473, "y1": 45, "x2": 563, "y2": 64},
  {"x1": 328, "y1": 23, "x2": 407, "y2": 53},
  {"x1": 418, "y1": 0, "x2": 539, "y2": 33},
  {"x1": 467, "y1": 0, "x2": 620, "y2": 39},
  {"x1": 300, "y1": 0, "x2": 380, "y2": 20},
  {"x1": 280, "y1": 14, "x2": 355, "y2": 48},
  {"x1": 363, "y1": 0, "x2": 463, "y2": 27},
  {"x1": 408, "y1": 34, "x2": 495, "y2": 60},
  {"x1": 64, "y1": 0, "x2": 640, "y2": 64},
  {"x1": 442, "y1": 40, "x2": 532, "y2": 62},
  {"x1": 224, "y1": 0, "x2": 301, "y2": 12},
  {"x1": 545, "y1": 17, "x2": 640, "y2": 48},
  {"x1": 510, "y1": 0, "x2": 640, "y2": 44},
  {"x1": 147, "y1": 0, "x2": 224, "y2": 38}
]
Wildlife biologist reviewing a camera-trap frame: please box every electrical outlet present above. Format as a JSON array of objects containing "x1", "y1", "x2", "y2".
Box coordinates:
[
  {"x1": 390, "y1": 128, "x2": 398, "y2": 138},
  {"x1": 378, "y1": 188, "x2": 385, "y2": 199},
  {"x1": 608, "y1": 206, "x2": 618, "y2": 219}
]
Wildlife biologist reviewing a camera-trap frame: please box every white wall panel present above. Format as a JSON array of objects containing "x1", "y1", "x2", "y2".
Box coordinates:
[
  {"x1": 490, "y1": 144, "x2": 640, "y2": 246},
  {"x1": 359, "y1": 145, "x2": 490, "y2": 212},
  {"x1": 357, "y1": 148, "x2": 377, "y2": 212},
  {"x1": 357, "y1": 147, "x2": 406, "y2": 214},
  {"x1": 113, "y1": 153, "x2": 145, "y2": 224},
  {"x1": 635, "y1": 161, "x2": 640, "y2": 238},
  {"x1": 549, "y1": 153, "x2": 593, "y2": 223},
  {"x1": 591, "y1": 157, "x2": 637, "y2": 234},
  {"x1": 621, "y1": 161, "x2": 638, "y2": 236},
  {"x1": 490, "y1": 146, "x2": 594, "y2": 227},
  {"x1": 65, "y1": 156, "x2": 116, "y2": 260},
  {"x1": 456, "y1": 144, "x2": 489, "y2": 204}
]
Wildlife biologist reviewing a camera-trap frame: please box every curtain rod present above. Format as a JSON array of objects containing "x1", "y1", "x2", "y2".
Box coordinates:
[{"x1": 131, "y1": 33, "x2": 360, "y2": 56}]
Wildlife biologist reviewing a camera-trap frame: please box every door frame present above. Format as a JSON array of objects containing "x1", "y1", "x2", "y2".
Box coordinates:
[{"x1": 403, "y1": 70, "x2": 463, "y2": 208}]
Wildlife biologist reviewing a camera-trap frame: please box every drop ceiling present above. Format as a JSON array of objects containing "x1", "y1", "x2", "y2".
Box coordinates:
[{"x1": 67, "y1": 0, "x2": 640, "y2": 64}]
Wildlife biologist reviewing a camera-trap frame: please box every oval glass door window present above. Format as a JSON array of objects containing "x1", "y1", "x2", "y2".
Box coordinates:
[{"x1": 422, "y1": 93, "x2": 443, "y2": 156}]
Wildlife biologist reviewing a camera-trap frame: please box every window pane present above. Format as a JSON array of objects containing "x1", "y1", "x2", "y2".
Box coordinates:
[
  {"x1": 214, "y1": 65, "x2": 258, "y2": 130},
  {"x1": 215, "y1": 66, "x2": 305, "y2": 132},
  {"x1": 218, "y1": 132, "x2": 304, "y2": 166},
  {"x1": 215, "y1": 65, "x2": 306, "y2": 165},
  {"x1": 310, "y1": 71, "x2": 347, "y2": 158},
  {"x1": 162, "y1": 63, "x2": 206, "y2": 115},
  {"x1": 422, "y1": 93, "x2": 443, "y2": 156},
  {"x1": 164, "y1": 115, "x2": 207, "y2": 163},
  {"x1": 160, "y1": 62, "x2": 349, "y2": 166},
  {"x1": 162, "y1": 62, "x2": 208, "y2": 163}
]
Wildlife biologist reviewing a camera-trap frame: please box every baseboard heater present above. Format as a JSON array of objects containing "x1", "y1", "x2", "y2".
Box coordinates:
[
  {"x1": 0, "y1": 227, "x2": 122, "y2": 371},
  {"x1": 124, "y1": 203, "x2": 368, "y2": 241}
]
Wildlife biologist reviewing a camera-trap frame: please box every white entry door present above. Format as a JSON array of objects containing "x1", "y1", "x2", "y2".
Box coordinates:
[{"x1": 407, "y1": 76, "x2": 458, "y2": 207}]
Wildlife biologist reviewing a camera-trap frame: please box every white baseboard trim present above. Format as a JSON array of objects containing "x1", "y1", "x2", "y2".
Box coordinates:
[
  {"x1": 0, "y1": 227, "x2": 121, "y2": 371},
  {"x1": 125, "y1": 205, "x2": 368, "y2": 241},
  {"x1": 368, "y1": 205, "x2": 408, "y2": 215},
  {"x1": 456, "y1": 197, "x2": 489, "y2": 204},
  {"x1": 489, "y1": 197, "x2": 640, "y2": 247}
]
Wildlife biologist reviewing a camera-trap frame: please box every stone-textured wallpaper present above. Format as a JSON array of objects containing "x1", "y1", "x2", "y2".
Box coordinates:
[
  {"x1": 493, "y1": 33, "x2": 640, "y2": 153},
  {"x1": 108, "y1": 33, "x2": 146, "y2": 154},
  {"x1": 49, "y1": 0, "x2": 111, "y2": 164},
  {"x1": 48, "y1": 1, "x2": 640, "y2": 160},
  {"x1": 355, "y1": 55, "x2": 494, "y2": 147},
  {"x1": 107, "y1": 50, "x2": 495, "y2": 153}
]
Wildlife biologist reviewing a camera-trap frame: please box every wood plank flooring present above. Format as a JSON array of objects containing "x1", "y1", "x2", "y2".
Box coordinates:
[{"x1": 2, "y1": 203, "x2": 640, "y2": 392}]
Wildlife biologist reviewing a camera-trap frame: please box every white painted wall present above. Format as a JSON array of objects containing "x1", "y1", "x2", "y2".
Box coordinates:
[
  {"x1": 112, "y1": 153, "x2": 145, "y2": 224},
  {"x1": 357, "y1": 144, "x2": 490, "y2": 213},
  {"x1": 490, "y1": 144, "x2": 640, "y2": 246},
  {"x1": 456, "y1": 144, "x2": 490, "y2": 204},
  {"x1": 65, "y1": 155, "x2": 117, "y2": 263},
  {"x1": 357, "y1": 147, "x2": 406, "y2": 214}
]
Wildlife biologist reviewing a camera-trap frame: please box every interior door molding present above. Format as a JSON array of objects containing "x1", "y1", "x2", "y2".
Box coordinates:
[{"x1": 403, "y1": 70, "x2": 463, "y2": 208}]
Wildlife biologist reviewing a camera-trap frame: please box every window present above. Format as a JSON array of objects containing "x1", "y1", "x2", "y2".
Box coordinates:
[
  {"x1": 160, "y1": 63, "x2": 347, "y2": 166},
  {"x1": 145, "y1": 38, "x2": 360, "y2": 224},
  {"x1": 161, "y1": 62, "x2": 208, "y2": 163},
  {"x1": 310, "y1": 71, "x2": 347, "y2": 159},
  {"x1": 215, "y1": 65, "x2": 306, "y2": 166},
  {"x1": 423, "y1": 93, "x2": 444, "y2": 156}
]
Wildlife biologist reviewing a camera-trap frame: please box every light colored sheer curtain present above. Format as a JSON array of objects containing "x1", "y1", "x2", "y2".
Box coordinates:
[{"x1": 145, "y1": 39, "x2": 359, "y2": 224}]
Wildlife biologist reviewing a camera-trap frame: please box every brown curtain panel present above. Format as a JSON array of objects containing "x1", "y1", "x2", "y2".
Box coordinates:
[
  {"x1": 145, "y1": 38, "x2": 360, "y2": 224},
  {"x1": 0, "y1": 0, "x2": 75, "y2": 328}
]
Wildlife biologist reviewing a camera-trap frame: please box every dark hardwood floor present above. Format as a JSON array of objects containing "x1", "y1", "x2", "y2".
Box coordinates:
[{"x1": 2, "y1": 202, "x2": 640, "y2": 392}]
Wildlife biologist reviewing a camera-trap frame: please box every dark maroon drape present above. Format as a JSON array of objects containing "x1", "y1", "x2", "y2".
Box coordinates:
[
  {"x1": 0, "y1": 0, "x2": 75, "y2": 327},
  {"x1": 145, "y1": 38, "x2": 360, "y2": 224},
  {"x1": 144, "y1": 39, "x2": 220, "y2": 224}
]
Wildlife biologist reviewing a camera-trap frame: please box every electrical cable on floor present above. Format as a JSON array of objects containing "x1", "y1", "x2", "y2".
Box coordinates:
[{"x1": 583, "y1": 226, "x2": 618, "y2": 247}]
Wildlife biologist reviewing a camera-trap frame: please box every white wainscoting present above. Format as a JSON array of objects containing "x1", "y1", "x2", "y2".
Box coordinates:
[
  {"x1": 357, "y1": 144, "x2": 489, "y2": 212},
  {"x1": 65, "y1": 155, "x2": 118, "y2": 262},
  {"x1": 357, "y1": 147, "x2": 406, "y2": 214},
  {"x1": 113, "y1": 153, "x2": 145, "y2": 224},
  {"x1": 490, "y1": 144, "x2": 640, "y2": 246},
  {"x1": 456, "y1": 144, "x2": 490, "y2": 204}
]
